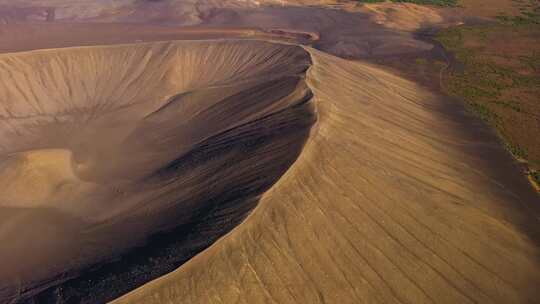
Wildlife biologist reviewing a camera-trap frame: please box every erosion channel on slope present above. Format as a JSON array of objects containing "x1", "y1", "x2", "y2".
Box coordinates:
[{"x1": 115, "y1": 45, "x2": 540, "y2": 304}]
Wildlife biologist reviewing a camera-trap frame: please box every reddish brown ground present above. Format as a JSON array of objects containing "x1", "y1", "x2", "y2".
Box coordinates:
[{"x1": 439, "y1": 24, "x2": 540, "y2": 165}]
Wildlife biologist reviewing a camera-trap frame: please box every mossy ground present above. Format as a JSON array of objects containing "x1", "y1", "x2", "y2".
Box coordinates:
[{"x1": 435, "y1": 0, "x2": 540, "y2": 189}]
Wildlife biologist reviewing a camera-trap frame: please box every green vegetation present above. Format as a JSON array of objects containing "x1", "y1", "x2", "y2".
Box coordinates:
[
  {"x1": 437, "y1": 28, "x2": 539, "y2": 157},
  {"x1": 356, "y1": 0, "x2": 458, "y2": 6},
  {"x1": 496, "y1": 0, "x2": 540, "y2": 25},
  {"x1": 435, "y1": 0, "x2": 540, "y2": 191},
  {"x1": 531, "y1": 170, "x2": 540, "y2": 186},
  {"x1": 357, "y1": 0, "x2": 539, "y2": 191},
  {"x1": 415, "y1": 58, "x2": 428, "y2": 65}
]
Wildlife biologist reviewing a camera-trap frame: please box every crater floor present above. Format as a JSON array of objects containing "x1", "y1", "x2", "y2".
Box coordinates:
[{"x1": 0, "y1": 40, "x2": 316, "y2": 303}]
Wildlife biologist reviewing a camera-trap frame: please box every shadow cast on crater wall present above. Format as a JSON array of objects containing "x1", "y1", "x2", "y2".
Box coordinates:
[{"x1": 0, "y1": 40, "x2": 316, "y2": 303}]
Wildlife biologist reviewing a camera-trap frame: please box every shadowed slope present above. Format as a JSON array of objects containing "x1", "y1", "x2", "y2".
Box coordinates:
[
  {"x1": 0, "y1": 40, "x2": 315, "y2": 303},
  {"x1": 114, "y1": 47, "x2": 540, "y2": 304}
]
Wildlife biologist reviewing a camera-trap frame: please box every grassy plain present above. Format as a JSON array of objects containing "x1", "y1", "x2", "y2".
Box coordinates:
[{"x1": 436, "y1": 0, "x2": 540, "y2": 187}]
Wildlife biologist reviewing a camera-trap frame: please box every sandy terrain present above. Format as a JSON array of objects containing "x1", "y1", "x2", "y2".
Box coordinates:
[
  {"x1": 361, "y1": 2, "x2": 445, "y2": 31},
  {"x1": 0, "y1": 1, "x2": 538, "y2": 303},
  {"x1": 0, "y1": 40, "x2": 315, "y2": 302},
  {"x1": 0, "y1": 0, "x2": 440, "y2": 59},
  {"x1": 111, "y1": 44, "x2": 540, "y2": 304}
]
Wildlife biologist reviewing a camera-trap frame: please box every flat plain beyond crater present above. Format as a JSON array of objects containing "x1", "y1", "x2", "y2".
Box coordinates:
[{"x1": 0, "y1": 1, "x2": 539, "y2": 304}]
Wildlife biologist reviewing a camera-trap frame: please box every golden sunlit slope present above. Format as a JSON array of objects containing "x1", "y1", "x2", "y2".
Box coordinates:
[
  {"x1": 114, "y1": 47, "x2": 540, "y2": 304},
  {"x1": 0, "y1": 40, "x2": 315, "y2": 302}
]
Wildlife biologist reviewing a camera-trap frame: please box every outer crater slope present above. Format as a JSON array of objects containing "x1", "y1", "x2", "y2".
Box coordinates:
[{"x1": 114, "y1": 46, "x2": 540, "y2": 304}]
